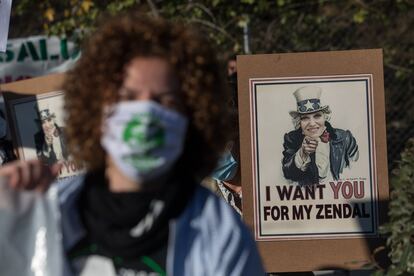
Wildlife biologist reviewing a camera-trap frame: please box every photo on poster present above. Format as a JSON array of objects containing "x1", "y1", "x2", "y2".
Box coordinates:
[
  {"x1": 4, "y1": 91, "x2": 82, "y2": 179},
  {"x1": 250, "y1": 75, "x2": 377, "y2": 240}
]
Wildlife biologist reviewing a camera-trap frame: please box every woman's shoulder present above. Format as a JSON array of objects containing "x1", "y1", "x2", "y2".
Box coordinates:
[
  {"x1": 173, "y1": 185, "x2": 251, "y2": 243},
  {"x1": 176, "y1": 184, "x2": 257, "y2": 249},
  {"x1": 55, "y1": 174, "x2": 86, "y2": 204},
  {"x1": 171, "y1": 185, "x2": 265, "y2": 275}
]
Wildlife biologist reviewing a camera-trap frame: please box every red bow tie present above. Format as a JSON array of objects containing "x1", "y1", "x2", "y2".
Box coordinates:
[{"x1": 320, "y1": 130, "x2": 330, "y2": 143}]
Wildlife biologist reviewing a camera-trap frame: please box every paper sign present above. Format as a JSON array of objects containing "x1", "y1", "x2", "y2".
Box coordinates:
[
  {"x1": 0, "y1": 0, "x2": 12, "y2": 52},
  {"x1": 2, "y1": 74, "x2": 84, "y2": 180},
  {"x1": 238, "y1": 49, "x2": 389, "y2": 272},
  {"x1": 252, "y1": 75, "x2": 376, "y2": 240}
]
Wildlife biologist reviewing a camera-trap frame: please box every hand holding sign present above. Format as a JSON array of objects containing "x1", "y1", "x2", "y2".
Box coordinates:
[{"x1": 0, "y1": 159, "x2": 61, "y2": 192}]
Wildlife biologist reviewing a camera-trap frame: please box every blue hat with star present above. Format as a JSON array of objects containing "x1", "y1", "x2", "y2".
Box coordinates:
[{"x1": 289, "y1": 86, "x2": 329, "y2": 117}]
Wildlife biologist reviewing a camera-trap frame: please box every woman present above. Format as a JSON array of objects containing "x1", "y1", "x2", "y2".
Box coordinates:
[
  {"x1": 1, "y1": 12, "x2": 264, "y2": 276},
  {"x1": 282, "y1": 86, "x2": 359, "y2": 185}
]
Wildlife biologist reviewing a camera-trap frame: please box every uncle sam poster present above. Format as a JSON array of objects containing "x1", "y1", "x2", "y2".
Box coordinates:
[
  {"x1": 2, "y1": 74, "x2": 83, "y2": 179},
  {"x1": 237, "y1": 49, "x2": 388, "y2": 272},
  {"x1": 254, "y1": 76, "x2": 375, "y2": 239}
]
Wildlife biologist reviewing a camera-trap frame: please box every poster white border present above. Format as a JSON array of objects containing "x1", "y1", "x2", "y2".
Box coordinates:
[{"x1": 249, "y1": 74, "x2": 378, "y2": 241}]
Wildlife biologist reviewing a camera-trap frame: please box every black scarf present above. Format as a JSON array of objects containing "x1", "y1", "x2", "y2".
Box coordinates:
[{"x1": 77, "y1": 169, "x2": 195, "y2": 260}]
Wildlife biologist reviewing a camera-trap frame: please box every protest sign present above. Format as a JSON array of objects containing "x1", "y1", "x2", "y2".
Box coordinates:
[
  {"x1": 0, "y1": 0, "x2": 12, "y2": 52},
  {"x1": 237, "y1": 49, "x2": 388, "y2": 272},
  {"x1": 1, "y1": 74, "x2": 83, "y2": 179},
  {"x1": 0, "y1": 35, "x2": 79, "y2": 83}
]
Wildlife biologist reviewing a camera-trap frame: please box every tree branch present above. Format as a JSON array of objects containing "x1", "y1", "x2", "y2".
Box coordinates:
[
  {"x1": 188, "y1": 18, "x2": 237, "y2": 43},
  {"x1": 145, "y1": 0, "x2": 160, "y2": 18},
  {"x1": 185, "y1": 3, "x2": 216, "y2": 23},
  {"x1": 385, "y1": 62, "x2": 413, "y2": 73}
]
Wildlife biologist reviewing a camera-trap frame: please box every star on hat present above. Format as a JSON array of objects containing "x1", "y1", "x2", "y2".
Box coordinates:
[
  {"x1": 35, "y1": 108, "x2": 56, "y2": 122},
  {"x1": 304, "y1": 100, "x2": 315, "y2": 111},
  {"x1": 289, "y1": 86, "x2": 329, "y2": 117}
]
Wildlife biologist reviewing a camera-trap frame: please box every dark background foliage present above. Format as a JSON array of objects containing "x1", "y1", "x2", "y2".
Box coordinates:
[{"x1": 11, "y1": 0, "x2": 413, "y2": 171}]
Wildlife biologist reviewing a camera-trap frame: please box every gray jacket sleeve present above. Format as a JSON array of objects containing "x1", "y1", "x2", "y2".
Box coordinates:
[{"x1": 169, "y1": 186, "x2": 266, "y2": 276}]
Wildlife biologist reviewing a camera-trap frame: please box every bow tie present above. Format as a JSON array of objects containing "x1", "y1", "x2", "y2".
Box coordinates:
[{"x1": 320, "y1": 130, "x2": 330, "y2": 143}]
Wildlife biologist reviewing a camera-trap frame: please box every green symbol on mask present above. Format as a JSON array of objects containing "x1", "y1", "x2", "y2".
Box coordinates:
[
  {"x1": 123, "y1": 113, "x2": 165, "y2": 151},
  {"x1": 122, "y1": 113, "x2": 165, "y2": 171}
]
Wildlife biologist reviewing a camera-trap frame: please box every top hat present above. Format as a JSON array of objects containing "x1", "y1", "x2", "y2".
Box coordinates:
[
  {"x1": 289, "y1": 86, "x2": 329, "y2": 117},
  {"x1": 36, "y1": 109, "x2": 56, "y2": 121}
]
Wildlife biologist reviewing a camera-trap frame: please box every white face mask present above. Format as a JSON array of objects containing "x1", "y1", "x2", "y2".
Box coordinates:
[{"x1": 101, "y1": 100, "x2": 188, "y2": 182}]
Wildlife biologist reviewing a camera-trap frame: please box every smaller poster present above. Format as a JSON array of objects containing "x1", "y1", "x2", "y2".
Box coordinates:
[{"x1": 2, "y1": 74, "x2": 82, "y2": 179}]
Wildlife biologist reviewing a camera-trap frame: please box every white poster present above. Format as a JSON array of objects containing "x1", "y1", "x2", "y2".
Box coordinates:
[
  {"x1": 250, "y1": 74, "x2": 378, "y2": 240},
  {"x1": 6, "y1": 91, "x2": 82, "y2": 179},
  {"x1": 0, "y1": 0, "x2": 12, "y2": 52}
]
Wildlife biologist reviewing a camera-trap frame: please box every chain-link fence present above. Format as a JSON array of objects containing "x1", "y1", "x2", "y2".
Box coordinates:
[
  {"x1": 5, "y1": 1, "x2": 414, "y2": 173},
  {"x1": 241, "y1": 4, "x2": 414, "y2": 173}
]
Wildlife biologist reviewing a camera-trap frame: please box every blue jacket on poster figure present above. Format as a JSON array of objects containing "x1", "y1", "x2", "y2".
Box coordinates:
[
  {"x1": 282, "y1": 122, "x2": 359, "y2": 185},
  {"x1": 56, "y1": 176, "x2": 265, "y2": 276}
]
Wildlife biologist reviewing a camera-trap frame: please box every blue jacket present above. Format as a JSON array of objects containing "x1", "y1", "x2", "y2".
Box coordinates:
[{"x1": 56, "y1": 176, "x2": 265, "y2": 276}]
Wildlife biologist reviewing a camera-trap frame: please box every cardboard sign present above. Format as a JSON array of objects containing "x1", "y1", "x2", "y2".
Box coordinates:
[
  {"x1": 0, "y1": 0, "x2": 12, "y2": 52},
  {"x1": 1, "y1": 74, "x2": 83, "y2": 179},
  {"x1": 238, "y1": 49, "x2": 388, "y2": 272}
]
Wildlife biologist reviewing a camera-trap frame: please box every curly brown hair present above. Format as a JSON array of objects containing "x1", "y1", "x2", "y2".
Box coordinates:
[{"x1": 63, "y1": 11, "x2": 231, "y2": 180}]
